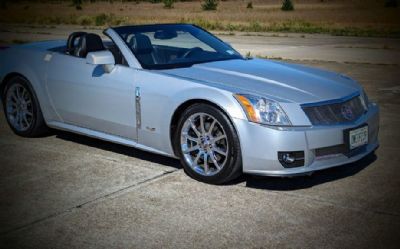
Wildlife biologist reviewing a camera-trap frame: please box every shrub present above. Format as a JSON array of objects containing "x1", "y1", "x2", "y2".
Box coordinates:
[
  {"x1": 247, "y1": 2, "x2": 252, "y2": 9},
  {"x1": 281, "y1": 0, "x2": 294, "y2": 11},
  {"x1": 163, "y1": 0, "x2": 174, "y2": 8},
  {"x1": 385, "y1": 0, "x2": 398, "y2": 7},
  {"x1": 78, "y1": 16, "x2": 93, "y2": 26},
  {"x1": 249, "y1": 21, "x2": 263, "y2": 32},
  {"x1": 95, "y1": 13, "x2": 109, "y2": 26},
  {"x1": 93, "y1": 13, "x2": 124, "y2": 26},
  {"x1": 202, "y1": 0, "x2": 218, "y2": 11},
  {"x1": 72, "y1": 0, "x2": 83, "y2": 10},
  {"x1": 0, "y1": 0, "x2": 7, "y2": 9}
]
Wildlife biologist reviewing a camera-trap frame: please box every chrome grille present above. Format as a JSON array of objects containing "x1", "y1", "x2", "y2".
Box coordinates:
[{"x1": 302, "y1": 95, "x2": 366, "y2": 125}]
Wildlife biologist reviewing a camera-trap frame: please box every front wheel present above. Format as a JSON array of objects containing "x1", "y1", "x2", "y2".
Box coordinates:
[{"x1": 175, "y1": 103, "x2": 242, "y2": 184}]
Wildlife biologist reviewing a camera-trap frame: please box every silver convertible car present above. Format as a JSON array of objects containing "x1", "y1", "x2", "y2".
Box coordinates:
[{"x1": 0, "y1": 24, "x2": 379, "y2": 184}]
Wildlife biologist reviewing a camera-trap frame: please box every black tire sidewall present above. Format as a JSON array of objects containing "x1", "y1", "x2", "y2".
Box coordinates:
[
  {"x1": 175, "y1": 103, "x2": 242, "y2": 184},
  {"x1": 2, "y1": 76, "x2": 44, "y2": 137}
]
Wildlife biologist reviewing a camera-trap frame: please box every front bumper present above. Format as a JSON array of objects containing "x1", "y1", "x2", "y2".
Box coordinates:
[{"x1": 234, "y1": 103, "x2": 379, "y2": 176}]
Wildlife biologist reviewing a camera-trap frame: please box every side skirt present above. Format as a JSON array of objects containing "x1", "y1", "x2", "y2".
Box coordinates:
[{"x1": 47, "y1": 121, "x2": 177, "y2": 159}]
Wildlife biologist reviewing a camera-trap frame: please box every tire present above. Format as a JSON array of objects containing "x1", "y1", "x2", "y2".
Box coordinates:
[
  {"x1": 2, "y1": 76, "x2": 48, "y2": 137},
  {"x1": 175, "y1": 103, "x2": 242, "y2": 184}
]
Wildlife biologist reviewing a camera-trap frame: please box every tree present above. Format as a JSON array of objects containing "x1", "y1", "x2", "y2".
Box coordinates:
[
  {"x1": 385, "y1": 0, "x2": 398, "y2": 7},
  {"x1": 281, "y1": 0, "x2": 294, "y2": 11}
]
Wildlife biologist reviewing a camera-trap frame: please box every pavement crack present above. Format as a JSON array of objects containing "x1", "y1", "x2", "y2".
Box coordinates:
[{"x1": 0, "y1": 169, "x2": 180, "y2": 237}]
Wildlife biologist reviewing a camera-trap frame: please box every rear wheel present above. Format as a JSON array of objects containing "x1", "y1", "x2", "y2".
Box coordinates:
[
  {"x1": 175, "y1": 103, "x2": 242, "y2": 184},
  {"x1": 2, "y1": 76, "x2": 48, "y2": 137}
]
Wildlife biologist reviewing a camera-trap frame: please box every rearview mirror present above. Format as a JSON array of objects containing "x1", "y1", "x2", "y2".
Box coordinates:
[
  {"x1": 86, "y1": 51, "x2": 115, "y2": 73},
  {"x1": 154, "y1": 30, "x2": 178, "y2": 40}
]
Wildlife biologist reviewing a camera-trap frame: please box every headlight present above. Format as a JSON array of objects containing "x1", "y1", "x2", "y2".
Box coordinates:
[
  {"x1": 359, "y1": 90, "x2": 369, "y2": 111},
  {"x1": 234, "y1": 94, "x2": 291, "y2": 126}
]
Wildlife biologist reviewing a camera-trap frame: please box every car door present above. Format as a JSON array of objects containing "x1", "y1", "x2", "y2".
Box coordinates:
[{"x1": 45, "y1": 52, "x2": 138, "y2": 141}]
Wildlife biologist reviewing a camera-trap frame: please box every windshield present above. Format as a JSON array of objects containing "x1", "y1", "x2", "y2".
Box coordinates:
[{"x1": 113, "y1": 24, "x2": 243, "y2": 70}]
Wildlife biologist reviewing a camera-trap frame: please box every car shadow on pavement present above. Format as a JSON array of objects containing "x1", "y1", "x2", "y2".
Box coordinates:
[
  {"x1": 54, "y1": 130, "x2": 182, "y2": 169},
  {"x1": 238, "y1": 153, "x2": 377, "y2": 191},
  {"x1": 51, "y1": 129, "x2": 377, "y2": 188}
]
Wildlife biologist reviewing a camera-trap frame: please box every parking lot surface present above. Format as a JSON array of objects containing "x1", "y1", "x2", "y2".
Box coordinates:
[{"x1": 1, "y1": 28, "x2": 400, "y2": 248}]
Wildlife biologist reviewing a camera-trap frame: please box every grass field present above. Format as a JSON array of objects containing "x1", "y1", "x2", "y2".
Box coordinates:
[{"x1": 0, "y1": 0, "x2": 399, "y2": 37}]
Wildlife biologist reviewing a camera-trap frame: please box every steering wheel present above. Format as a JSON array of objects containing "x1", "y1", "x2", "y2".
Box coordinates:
[{"x1": 181, "y1": 47, "x2": 204, "y2": 58}]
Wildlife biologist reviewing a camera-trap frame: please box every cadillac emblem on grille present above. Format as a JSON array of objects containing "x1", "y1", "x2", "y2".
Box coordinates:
[
  {"x1": 341, "y1": 104, "x2": 354, "y2": 120},
  {"x1": 302, "y1": 95, "x2": 365, "y2": 125}
]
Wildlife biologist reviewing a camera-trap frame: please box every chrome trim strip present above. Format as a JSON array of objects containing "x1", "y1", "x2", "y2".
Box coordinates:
[
  {"x1": 135, "y1": 86, "x2": 141, "y2": 130},
  {"x1": 301, "y1": 91, "x2": 360, "y2": 107}
]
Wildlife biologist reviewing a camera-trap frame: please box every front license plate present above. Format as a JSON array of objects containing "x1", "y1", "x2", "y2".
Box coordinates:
[{"x1": 348, "y1": 125, "x2": 368, "y2": 150}]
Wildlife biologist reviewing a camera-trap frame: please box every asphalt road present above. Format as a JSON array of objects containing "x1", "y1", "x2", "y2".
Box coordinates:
[{"x1": 1, "y1": 25, "x2": 400, "y2": 248}]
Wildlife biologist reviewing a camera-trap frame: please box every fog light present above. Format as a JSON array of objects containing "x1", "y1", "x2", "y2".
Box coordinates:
[
  {"x1": 282, "y1": 153, "x2": 295, "y2": 163},
  {"x1": 278, "y1": 151, "x2": 305, "y2": 168}
]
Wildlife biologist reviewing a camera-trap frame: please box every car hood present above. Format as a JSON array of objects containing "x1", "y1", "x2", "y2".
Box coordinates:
[{"x1": 160, "y1": 58, "x2": 361, "y2": 104}]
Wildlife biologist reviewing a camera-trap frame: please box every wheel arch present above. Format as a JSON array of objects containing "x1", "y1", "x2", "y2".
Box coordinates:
[
  {"x1": 1, "y1": 72, "x2": 43, "y2": 110},
  {"x1": 1, "y1": 72, "x2": 27, "y2": 97},
  {"x1": 169, "y1": 98, "x2": 241, "y2": 157},
  {"x1": 0, "y1": 62, "x2": 57, "y2": 123}
]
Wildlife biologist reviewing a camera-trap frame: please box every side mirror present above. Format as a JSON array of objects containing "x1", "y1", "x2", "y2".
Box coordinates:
[{"x1": 86, "y1": 51, "x2": 115, "y2": 73}]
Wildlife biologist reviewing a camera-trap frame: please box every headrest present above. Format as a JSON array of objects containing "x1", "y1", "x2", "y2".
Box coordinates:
[
  {"x1": 74, "y1": 33, "x2": 105, "y2": 58},
  {"x1": 66, "y1": 32, "x2": 87, "y2": 54},
  {"x1": 129, "y1": 33, "x2": 153, "y2": 55}
]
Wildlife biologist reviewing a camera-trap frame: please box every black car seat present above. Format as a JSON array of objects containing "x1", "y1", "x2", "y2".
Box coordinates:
[
  {"x1": 128, "y1": 33, "x2": 156, "y2": 65},
  {"x1": 74, "y1": 33, "x2": 105, "y2": 58}
]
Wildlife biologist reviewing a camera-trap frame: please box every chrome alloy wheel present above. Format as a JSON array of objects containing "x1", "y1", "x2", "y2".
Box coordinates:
[
  {"x1": 180, "y1": 113, "x2": 229, "y2": 176},
  {"x1": 5, "y1": 83, "x2": 34, "y2": 132}
]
